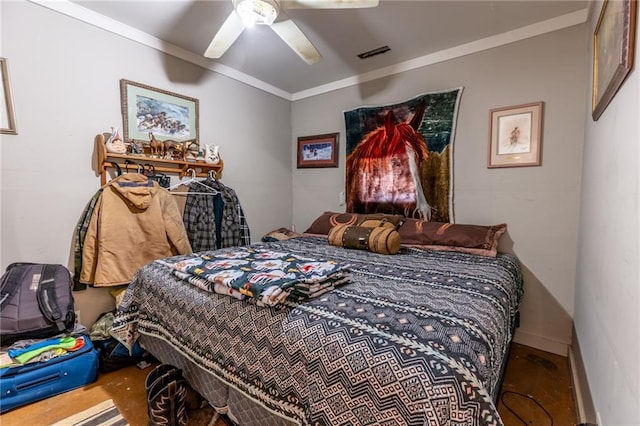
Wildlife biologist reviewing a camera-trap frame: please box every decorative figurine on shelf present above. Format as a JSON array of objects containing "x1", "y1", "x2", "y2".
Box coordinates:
[
  {"x1": 129, "y1": 139, "x2": 144, "y2": 155},
  {"x1": 105, "y1": 127, "x2": 127, "y2": 154},
  {"x1": 204, "y1": 144, "x2": 220, "y2": 164},
  {"x1": 184, "y1": 141, "x2": 198, "y2": 161},
  {"x1": 148, "y1": 132, "x2": 164, "y2": 158},
  {"x1": 163, "y1": 139, "x2": 188, "y2": 161}
]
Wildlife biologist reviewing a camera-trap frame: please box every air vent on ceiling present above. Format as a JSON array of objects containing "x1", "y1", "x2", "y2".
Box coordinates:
[{"x1": 357, "y1": 45, "x2": 391, "y2": 59}]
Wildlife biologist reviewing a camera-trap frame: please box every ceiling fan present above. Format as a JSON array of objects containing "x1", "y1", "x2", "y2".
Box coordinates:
[{"x1": 204, "y1": 0, "x2": 379, "y2": 65}]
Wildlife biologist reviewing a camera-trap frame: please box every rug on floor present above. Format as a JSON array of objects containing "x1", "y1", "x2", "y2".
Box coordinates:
[{"x1": 51, "y1": 399, "x2": 128, "y2": 426}]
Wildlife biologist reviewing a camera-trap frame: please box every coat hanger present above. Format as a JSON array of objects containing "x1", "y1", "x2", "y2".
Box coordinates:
[
  {"x1": 124, "y1": 159, "x2": 144, "y2": 174},
  {"x1": 205, "y1": 170, "x2": 227, "y2": 189},
  {"x1": 168, "y1": 168, "x2": 196, "y2": 190},
  {"x1": 169, "y1": 168, "x2": 218, "y2": 195},
  {"x1": 109, "y1": 162, "x2": 122, "y2": 177}
]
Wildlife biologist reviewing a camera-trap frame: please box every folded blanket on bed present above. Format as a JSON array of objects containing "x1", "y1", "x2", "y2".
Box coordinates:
[
  {"x1": 172, "y1": 270, "x2": 246, "y2": 301},
  {"x1": 156, "y1": 247, "x2": 351, "y2": 306}
]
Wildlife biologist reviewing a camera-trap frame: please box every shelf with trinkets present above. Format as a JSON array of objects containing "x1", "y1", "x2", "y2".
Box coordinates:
[{"x1": 95, "y1": 132, "x2": 223, "y2": 186}]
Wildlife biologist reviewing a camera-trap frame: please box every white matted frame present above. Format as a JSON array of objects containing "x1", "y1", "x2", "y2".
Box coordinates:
[
  {"x1": 488, "y1": 102, "x2": 543, "y2": 168},
  {"x1": 1, "y1": 58, "x2": 17, "y2": 135}
]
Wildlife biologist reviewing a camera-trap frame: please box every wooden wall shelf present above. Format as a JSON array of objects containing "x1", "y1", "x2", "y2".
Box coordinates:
[{"x1": 95, "y1": 133, "x2": 223, "y2": 186}]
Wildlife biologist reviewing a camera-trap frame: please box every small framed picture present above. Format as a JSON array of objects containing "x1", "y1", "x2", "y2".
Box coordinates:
[
  {"x1": 488, "y1": 102, "x2": 543, "y2": 168},
  {"x1": 297, "y1": 133, "x2": 339, "y2": 168}
]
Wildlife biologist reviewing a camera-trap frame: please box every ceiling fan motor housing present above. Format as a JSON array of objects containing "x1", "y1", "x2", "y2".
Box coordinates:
[
  {"x1": 234, "y1": 0, "x2": 280, "y2": 26},
  {"x1": 207, "y1": 0, "x2": 379, "y2": 63}
]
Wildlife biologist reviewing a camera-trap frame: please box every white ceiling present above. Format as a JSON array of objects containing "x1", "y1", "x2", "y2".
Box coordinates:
[{"x1": 54, "y1": 0, "x2": 588, "y2": 99}]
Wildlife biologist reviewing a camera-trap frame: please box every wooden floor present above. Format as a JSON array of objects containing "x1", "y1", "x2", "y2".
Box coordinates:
[
  {"x1": 498, "y1": 344, "x2": 577, "y2": 425},
  {"x1": 1, "y1": 343, "x2": 576, "y2": 425}
]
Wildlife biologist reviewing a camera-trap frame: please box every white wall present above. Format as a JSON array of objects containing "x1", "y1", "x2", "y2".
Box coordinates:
[
  {"x1": 5, "y1": 5, "x2": 639, "y2": 422},
  {"x1": 292, "y1": 25, "x2": 588, "y2": 355},
  {"x1": 3, "y1": 1, "x2": 639, "y2": 422},
  {"x1": 573, "y1": 1, "x2": 640, "y2": 424},
  {"x1": 0, "y1": 1, "x2": 293, "y2": 326}
]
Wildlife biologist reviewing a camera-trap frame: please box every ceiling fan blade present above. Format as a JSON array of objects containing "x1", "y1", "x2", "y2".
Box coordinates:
[
  {"x1": 284, "y1": 0, "x2": 378, "y2": 9},
  {"x1": 204, "y1": 11, "x2": 246, "y2": 58},
  {"x1": 270, "y1": 16, "x2": 322, "y2": 64}
]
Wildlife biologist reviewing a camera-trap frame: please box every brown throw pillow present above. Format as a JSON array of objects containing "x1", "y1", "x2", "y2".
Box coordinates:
[
  {"x1": 305, "y1": 211, "x2": 404, "y2": 235},
  {"x1": 398, "y1": 219, "x2": 507, "y2": 257},
  {"x1": 261, "y1": 228, "x2": 302, "y2": 242},
  {"x1": 328, "y1": 225, "x2": 401, "y2": 255}
]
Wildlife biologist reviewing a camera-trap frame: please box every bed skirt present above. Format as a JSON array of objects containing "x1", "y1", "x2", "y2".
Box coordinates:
[{"x1": 140, "y1": 334, "x2": 298, "y2": 426}]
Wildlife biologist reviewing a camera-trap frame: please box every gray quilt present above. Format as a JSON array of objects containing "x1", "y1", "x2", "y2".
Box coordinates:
[{"x1": 113, "y1": 236, "x2": 523, "y2": 426}]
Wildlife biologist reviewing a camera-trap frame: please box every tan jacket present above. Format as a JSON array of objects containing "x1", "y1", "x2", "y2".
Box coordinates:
[{"x1": 81, "y1": 173, "x2": 192, "y2": 287}]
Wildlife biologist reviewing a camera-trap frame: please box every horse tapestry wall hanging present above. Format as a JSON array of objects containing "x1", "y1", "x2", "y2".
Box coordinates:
[{"x1": 344, "y1": 88, "x2": 462, "y2": 223}]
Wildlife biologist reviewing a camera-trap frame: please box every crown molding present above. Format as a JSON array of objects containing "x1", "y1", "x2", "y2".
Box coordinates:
[
  {"x1": 27, "y1": 0, "x2": 291, "y2": 99},
  {"x1": 292, "y1": 8, "x2": 589, "y2": 100},
  {"x1": 29, "y1": 1, "x2": 588, "y2": 102}
]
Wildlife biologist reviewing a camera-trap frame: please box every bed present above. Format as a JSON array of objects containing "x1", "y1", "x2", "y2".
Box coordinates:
[{"x1": 113, "y1": 233, "x2": 523, "y2": 426}]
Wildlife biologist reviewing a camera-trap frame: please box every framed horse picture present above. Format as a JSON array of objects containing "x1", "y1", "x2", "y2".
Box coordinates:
[
  {"x1": 120, "y1": 79, "x2": 199, "y2": 148},
  {"x1": 297, "y1": 133, "x2": 339, "y2": 168}
]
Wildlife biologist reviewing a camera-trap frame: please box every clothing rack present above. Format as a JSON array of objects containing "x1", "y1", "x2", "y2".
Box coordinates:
[{"x1": 95, "y1": 133, "x2": 223, "y2": 186}]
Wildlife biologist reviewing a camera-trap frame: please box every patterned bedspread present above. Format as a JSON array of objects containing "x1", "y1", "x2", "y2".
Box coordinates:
[{"x1": 113, "y1": 236, "x2": 523, "y2": 426}]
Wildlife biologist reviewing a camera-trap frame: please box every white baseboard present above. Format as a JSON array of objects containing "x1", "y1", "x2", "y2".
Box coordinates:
[
  {"x1": 513, "y1": 329, "x2": 570, "y2": 356},
  {"x1": 569, "y1": 348, "x2": 588, "y2": 423},
  {"x1": 569, "y1": 326, "x2": 597, "y2": 424}
]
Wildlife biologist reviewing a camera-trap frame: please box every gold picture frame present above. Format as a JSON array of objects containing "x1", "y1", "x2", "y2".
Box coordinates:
[
  {"x1": 120, "y1": 79, "x2": 199, "y2": 147},
  {"x1": 592, "y1": 0, "x2": 637, "y2": 121},
  {"x1": 1, "y1": 58, "x2": 17, "y2": 135},
  {"x1": 297, "y1": 133, "x2": 339, "y2": 168},
  {"x1": 488, "y1": 102, "x2": 544, "y2": 168}
]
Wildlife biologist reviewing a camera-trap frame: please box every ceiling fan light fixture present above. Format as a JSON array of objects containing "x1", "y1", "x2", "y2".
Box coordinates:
[{"x1": 234, "y1": 0, "x2": 279, "y2": 26}]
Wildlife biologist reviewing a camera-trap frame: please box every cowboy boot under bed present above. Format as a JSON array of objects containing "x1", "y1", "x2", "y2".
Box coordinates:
[{"x1": 146, "y1": 365, "x2": 188, "y2": 426}]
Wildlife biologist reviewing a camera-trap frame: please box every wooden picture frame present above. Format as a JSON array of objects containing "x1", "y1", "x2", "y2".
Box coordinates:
[
  {"x1": 592, "y1": 0, "x2": 637, "y2": 121},
  {"x1": 120, "y1": 79, "x2": 199, "y2": 147},
  {"x1": 297, "y1": 133, "x2": 339, "y2": 168},
  {"x1": 1, "y1": 58, "x2": 17, "y2": 135},
  {"x1": 488, "y1": 102, "x2": 543, "y2": 168}
]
